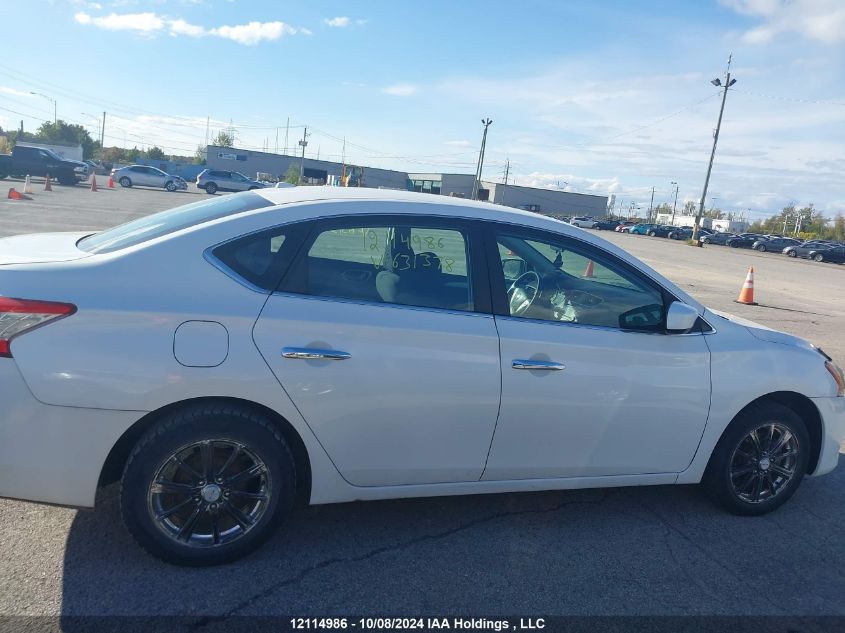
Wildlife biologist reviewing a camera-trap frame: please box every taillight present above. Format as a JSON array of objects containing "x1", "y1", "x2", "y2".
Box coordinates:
[{"x1": 0, "y1": 297, "x2": 76, "y2": 357}]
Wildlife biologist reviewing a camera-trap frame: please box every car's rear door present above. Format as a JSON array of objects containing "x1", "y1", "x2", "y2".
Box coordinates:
[
  {"x1": 253, "y1": 209, "x2": 501, "y2": 487},
  {"x1": 481, "y1": 223, "x2": 711, "y2": 480}
]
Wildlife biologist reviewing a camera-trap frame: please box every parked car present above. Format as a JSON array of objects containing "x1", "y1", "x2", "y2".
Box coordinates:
[
  {"x1": 783, "y1": 240, "x2": 840, "y2": 258},
  {"x1": 569, "y1": 216, "x2": 598, "y2": 229},
  {"x1": 752, "y1": 237, "x2": 800, "y2": 252},
  {"x1": 0, "y1": 145, "x2": 88, "y2": 185},
  {"x1": 629, "y1": 223, "x2": 658, "y2": 235},
  {"x1": 700, "y1": 232, "x2": 737, "y2": 245},
  {"x1": 806, "y1": 245, "x2": 845, "y2": 264},
  {"x1": 725, "y1": 234, "x2": 764, "y2": 249},
  {"x1": 111, "y1": 165, "x2": 187, "y2": 192},
  {"x1": 593, "y1": 219, "x2": 621, "y2": 231},
  {"x1": 614, "y1": 221, "x2": 636, "y2": 232},
  {"x1": 668, "y1": 227, "x2": 713, "y2": 240},
  {"x1": 645, "y1": 225, "x2": 677, "y2": 238},
  {"x1": 1, "y1": 187, "x2": 843, "y2": 566},
  {"x1": 196, "y1": 169, "x2": 267, "y2": 194}
]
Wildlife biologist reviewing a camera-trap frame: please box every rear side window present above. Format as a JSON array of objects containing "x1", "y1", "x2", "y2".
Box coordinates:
[
  {"x1": 78, "y1": 192, "x2": 274, "y2": 254},
  {"x1": 211, "y1": 222, "x2": 311, "y2": 291}
]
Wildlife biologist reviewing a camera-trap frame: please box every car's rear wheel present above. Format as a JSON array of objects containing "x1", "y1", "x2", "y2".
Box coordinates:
[
  {"x1": 205, "y1": 182, "x2": 218, "y2": 194},
  {"x1": 704, "y1": 401, "x2": 809, "y2": 516},
  {"x1": 729, "y1": 241, "x2": 740, "y2": 248},
  {"x1": 648, "y1": 231, "x2": 656, "y2": 237},
  {"x1": 119, "y1": 176, "x2": 132, "y2": 188},
  {"x1": 787, "y1": 250, "x2": 797, "y2": 257},
  {"x1": 120, "y1": 403, "x2": 296, "y2": 566},
  {"x1": 813, "y1": 253, "x2": 824, "y2": 262}
]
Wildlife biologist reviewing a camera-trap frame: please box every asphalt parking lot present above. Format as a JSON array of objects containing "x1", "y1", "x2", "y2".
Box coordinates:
[{"x1": 1, "y1": 179, "x2": 844, "y2": 620}]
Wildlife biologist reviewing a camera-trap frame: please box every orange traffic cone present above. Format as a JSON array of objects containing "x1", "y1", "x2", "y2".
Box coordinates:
[
  {"x1": 44, "y1": 174, "x2": 52, "y2": 191},
  {"x1": 735, "y1": 266, "x2": 757, "y2": 305},
  {"x1": 583, "y1": 260, "x2": 595, "y2": 278},
  {"x1": 8, "y1": 188, "x2": 31, "y2": 200},
  {"x1": 108, "y1": 175, "x2": 115, "y2": 188},
  {"x1": 90, "y1": 174, "x2": 98, "y2": 192}
]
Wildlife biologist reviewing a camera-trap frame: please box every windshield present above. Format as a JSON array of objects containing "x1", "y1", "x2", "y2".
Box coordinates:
[{"x1": 77, "y1": 192, "x2": 273, "y2": 254}]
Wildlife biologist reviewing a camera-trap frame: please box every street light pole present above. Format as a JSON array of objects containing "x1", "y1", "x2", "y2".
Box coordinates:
[
  {"x1": 670, "y1": 181, "x2": 679, "y2": 225},
  {"x1": 693, "y1": 55, "x2": 736, "y2": 241},
  {"x1": 471, "y1": 118, "x2": 493, "y2": 201},
  {"x1": 30, "y1": 92, "x2": 56, "y2": 125},
  {"x1": 298, "y1": 126, "x2": 309, "y2": 184}
]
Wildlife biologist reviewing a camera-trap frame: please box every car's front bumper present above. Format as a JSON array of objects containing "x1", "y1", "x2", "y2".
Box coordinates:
[
  {"x1": 0, "y1": 360, "x2": 142, "y2": 507},
  {"x1": 810, "y1": 396, "x2": 845, "y2": 476}
]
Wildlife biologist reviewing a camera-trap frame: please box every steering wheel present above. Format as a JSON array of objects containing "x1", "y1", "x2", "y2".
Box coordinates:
[{"x1": 507, "y1": 271, "x2": 541, "y2": 316}]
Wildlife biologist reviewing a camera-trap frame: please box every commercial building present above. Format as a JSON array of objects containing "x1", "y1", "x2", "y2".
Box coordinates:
[
  {"x1": 205, "y1": 145, "x2": 608, "y2": 217},
  {"x1": 655, "y1": 213, "x2": 749, "y2": 233}
]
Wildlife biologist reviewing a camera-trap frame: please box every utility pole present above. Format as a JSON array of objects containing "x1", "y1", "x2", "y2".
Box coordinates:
[
  {"x1": 670, "y1": 181, "x2": 679, "y2": 225},
  {"x1": 100, "y1": 111, "x2": 106, "y2": 160},
  {"x1": 274, "y1": 127, "x2": 279, "y2": 154},
  {"x1": 298, "y1": 126, "x2": 309, "y2": 184},
  {"x1": 471, "y1": 118, "x2": 493, "y2": 201},
  {"x1": 501, "y1": 158, "x2": 510, "y2": 206},
  {"x1": 648, "y1": 186, "x2": 655, "y2": 223},
  {"x1": 284, "y1": 117, "x2": 290, "y2": 155},
  {"x1": 204, "y1": 116, "x2": 210, "y2": 148},
  {"x1": 693, "y1": 54, "x2": 736, "y2": 241}
]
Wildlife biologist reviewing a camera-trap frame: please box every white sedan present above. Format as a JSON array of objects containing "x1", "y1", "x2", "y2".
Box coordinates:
[{"x1": 1, "y1": 187, "x2": 843, "y2": 566}]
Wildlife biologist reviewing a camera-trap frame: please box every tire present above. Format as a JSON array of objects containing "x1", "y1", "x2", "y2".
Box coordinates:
[
  {"x1": 165, "y1": 181, "x2": 177, "y2": 192},
  {"x1": 704, "y1": 401, "x2": 809, "y2": 516},
  {"x1": 119, "y1": 176, "x2": 132, "y2": 188},
  {"x1": 205, "y1": 182, "x2": 218, "y2": 194},
  {"x1": 648, "y1": 231, "x2": 656, "y2": 237},
  {"x1": 756, "y1": 244, "x2": 767, "y2": 252},
  {"x1": 248, "y1": 186, "x2": 259, "y2": 191},
  {"x1": 787, "y1": 250, "x2": 797, "y2": 258},
  {"x1": 813, "y1": 253, "x2": 824, "y2": 262},
  {"x1": 729, "y1": 241, "x2": 740, "y2": 248},
  {"x1": 701, "y1": 237, "x2": 710, "y2": 244},
  {"x1": 120, "y1": 403, "x2": 297, "y2": 566}
]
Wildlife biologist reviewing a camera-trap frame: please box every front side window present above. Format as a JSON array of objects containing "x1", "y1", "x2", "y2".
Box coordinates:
[
  {"x1": 288, "y1": 220, "x2": 474, "y2": 312},
  {"x1": 494, "y1": 229, "x2": 665, "y2": 331}
]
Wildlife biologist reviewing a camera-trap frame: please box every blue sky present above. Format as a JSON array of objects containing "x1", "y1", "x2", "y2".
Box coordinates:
[{"x1": 1, "y1": 0, "x2": 844, "y2": 218}]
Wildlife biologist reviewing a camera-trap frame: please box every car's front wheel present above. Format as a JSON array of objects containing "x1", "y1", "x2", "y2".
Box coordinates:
[
  {"x1": 119, "y1": 176, "x2": 132, "y2": 188},
  {"x1": 704, "y1": 401, "x2": 809, "y2": 516},
  {"x1": 756, "y1": 244, "x2": 767, "y2": 252},
  {"x1": 787, "y1": 250, "x2": 797, "y2": 257},
  {"x1": 165, "y1": 181, "x2": 177, "y2": 192},
  {"x1": 813, "y1": 253, "x2": 825, "y2": 262},
  {"x1": 120, "y1": 403, "x2": 297, "y2": 566}
]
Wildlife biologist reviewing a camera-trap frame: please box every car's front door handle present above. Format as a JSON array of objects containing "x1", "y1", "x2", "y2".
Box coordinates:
[
  {"x1": 512, "y1": 359, "x2": 566, "y2": 371},
  {"x1": 282, "y1": 347, "x2": 351, "y2": 361}
]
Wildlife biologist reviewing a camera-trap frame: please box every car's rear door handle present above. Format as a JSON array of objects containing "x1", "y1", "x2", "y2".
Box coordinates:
[
  {"x1": 512, "y1": 359, "x2": 565, "y2": 371},
  {"x1": 282, "y1": 347, "x2": 351, "y2": 361}
]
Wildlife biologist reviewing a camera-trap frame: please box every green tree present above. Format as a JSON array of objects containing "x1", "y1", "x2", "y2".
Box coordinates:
[
  {"x1": 212, "y1": 130, "x2": 234, "y2": 148},
  {"x1": 194, "y1": 144, "x2": 207, "y2": 165},
  {"x1": 283, "y1": 163, "x2": 300, "y2": 184},
  {"x1": 833, "y1": 212, "x2": 845, "y2": 241},
  {"x1": 682, "y1": 200, "x2": 697, "y2": 215},
  {"x1": 145, "y1": 146, "x2": 165, "y2": 160},
  {"x1": 34, "y1": 120, "x2": 98, "y2": 159}
]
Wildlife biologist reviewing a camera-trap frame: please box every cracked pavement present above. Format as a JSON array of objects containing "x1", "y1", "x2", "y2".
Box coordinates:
[{"x1": 1, "y1": 185, "x2": 844, "y2": 617}]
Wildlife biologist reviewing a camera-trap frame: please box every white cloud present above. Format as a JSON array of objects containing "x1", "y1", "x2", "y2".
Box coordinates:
[
  {"x1": 74, "y1": 11, "x2": 164, "y2": 32},
  {"x1": 73, "y1": 11, "x2": 307, "y2": 44},
  {"x1": 382, "y1": 84, "x2": 418, "y2": 97},
  {"x1": 445, "y1": 140, "x2": 472, "y2": 147},
  {"x1": 721, "y1": 0, "x2": 845, "y2": 45},
  {"x1": 70, "y1": 0, "x2": 103, "y2": 9},
  {"x1": 0, "y1": 86, "x2": 33, "y2": 97},
  {"x1": 324, "y1": 16, "x2": 350, "y2": 28},
  {"x1": 210, "y1": 21, "x2": 298, "y2": 45}
]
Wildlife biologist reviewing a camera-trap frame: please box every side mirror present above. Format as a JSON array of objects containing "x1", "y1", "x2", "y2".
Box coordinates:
[{"x1": 666, "y1": 301, "x2": 699, "y2": 333}]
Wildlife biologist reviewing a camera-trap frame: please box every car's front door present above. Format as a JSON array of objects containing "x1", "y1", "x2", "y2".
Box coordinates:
[
  {"x1": 230, "y1": 172, "x2": 249, "y2": 191},
  {"x1": 253, "y1": 211, "x2": 501, "y2": 487},
  {"x1": 481, "y1": 225, "x2": 711, "y2": 480}
]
